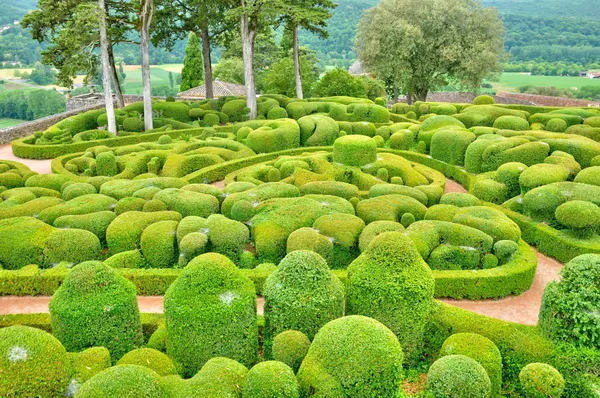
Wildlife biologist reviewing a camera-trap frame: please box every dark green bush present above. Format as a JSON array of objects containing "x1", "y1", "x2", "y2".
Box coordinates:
[
  {"x1": 263, "y1": 250, "x2": 344, "y2": 357},
  {"x1": 0, "y1": 325, "x2": 71, "y2": 398},
  {"x1": 440, "y1": 333, "x2": 502, "y2": 396},
  {"x1": 272, "y1": 330, "x2": 311, "y2": 373},
  {"x1": 297, "y1": 315, "x2": 403, "y2": 397},
  {"x1": 164, "y1": 253, "x2": 258, "y2": 376},
  {"x1": 49, "y1": 261, "x2": 143, "y2": 363},
  {"x1": 426, "y1": 354, "x2": 492, "y2": 398},
  {"x1": 539, "y1": 254, "x2": 600, "y2": 349},
  {"x1": 555, "y1": 200, "x2": 600, "y2": 238},
  {"x1": 123, "y1": 117, "x2": 145, "y2": 132},
  {"x1": 242, "y1": 361, "x2": 299, "y2": 398},
  {"x1": 347, "y1": 231, "x2": 434, "y2": 363},
  {"x1": 519, "y1": 363, "x2": 565, "y2": 398}
]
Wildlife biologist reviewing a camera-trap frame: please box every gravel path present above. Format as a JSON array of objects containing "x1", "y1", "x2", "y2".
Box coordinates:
[{"x1": 0, "y1": 143, "x2": 52, "y2": 174}]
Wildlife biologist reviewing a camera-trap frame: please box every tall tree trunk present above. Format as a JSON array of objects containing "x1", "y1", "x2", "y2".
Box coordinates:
[
  {"x1": 98, "y1": 0, "x2": 116, "y2": 133},
  {"x1": 406, "y1": 91, "x2": 414, "y2": 105},
  {"x1": 140, "y1": 0, "x2": 154, "y2": 130},
  {"x1": 292, "y1": 23, "x2": 303, "y2": 99},
  {"x1": 393, "y1": 86, "x2": 399, "y2": 103},
  {"x1": 416, "y1": 90, "x2": 428, "y2": 101},
  {"x1": 240, "y1": 2, "x2": 257, "y2": 120},
  {"x1": 200, "y1": 29, "x2": 214, "y2": 99},
  {"x1": 107, "y1": 43, "x2": 124, "y2": 108}
]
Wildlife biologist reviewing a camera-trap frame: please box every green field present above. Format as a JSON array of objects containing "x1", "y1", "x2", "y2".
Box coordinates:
[
  {"x1": 121, "y1": 65, "x2": 183, "y2": 94},
  {"x1": 0, "y1": 118, "x2": 25, "y2": 128},
  {"x1": 493, "y1": 73, "x2": 600, "y2": 92}
]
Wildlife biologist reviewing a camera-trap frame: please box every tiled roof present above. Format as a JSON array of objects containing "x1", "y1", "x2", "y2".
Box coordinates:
[{"x1": 178, "y1": 79, "x2": 245, "y2": 98}]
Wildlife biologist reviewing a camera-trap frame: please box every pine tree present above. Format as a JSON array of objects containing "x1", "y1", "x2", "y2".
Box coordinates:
[
  {"x1": 180, "y1": 32, "x2": 204, "y2": 91},
  {"x1": 169, "y1": 71, "x2": 174, "y2": 88}
]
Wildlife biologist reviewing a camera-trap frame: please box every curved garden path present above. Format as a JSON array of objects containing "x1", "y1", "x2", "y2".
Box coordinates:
[
  {"x1": 0, "y1": 143, "x2": 52, "y2": 174},
  {"x1": 0, "y1": 146, "x2": 563, "y2": 326}
]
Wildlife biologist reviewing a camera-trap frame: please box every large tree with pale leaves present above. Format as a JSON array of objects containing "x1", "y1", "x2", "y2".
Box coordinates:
[{"x1": 355, "y1": 0, "x2": 504, "y2": 102}]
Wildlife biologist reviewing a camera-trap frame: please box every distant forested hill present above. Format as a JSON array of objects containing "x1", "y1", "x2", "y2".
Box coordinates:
[
  {"x1": 298, "y1": 0, "x2": 379, "y2": 69},
  {"x1": 0, "y1": 0, "x2": 37, "y2": 25},
  {"x1": 481, "y1": 0, "x2": 600, "y2": 19}
]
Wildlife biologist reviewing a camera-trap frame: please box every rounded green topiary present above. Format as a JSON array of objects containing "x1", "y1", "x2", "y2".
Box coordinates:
[
  {"x1": 157, "y1": 135, "x2": 172, "y2": 145},
  {"x1": 347, "y1": 231, "x2": 434, "y2": 363},
  {"x1": 539, "y1": 254, "x2": 600, "y2": 348},
  {"x1": 555, "y1": 200, "x2": 600, "y2": 238},
  {"x1": 186, "y1": 357, "x2": 249, "y2": 396},
  {"x1": 474, "y1": 95, "x2": 495, "y2": 105},
  {"x1": 426, "y1": 355, "x2": 492, "y2": 398},
  {"x1": 440, "y1": 333, "x2": 502, "y2": 396},
  {"x1": 482, "y1": 253, "x2": 499, "y2": 269},
  {"x1": 494, "y1": 239, "x2": 519, "y2": 263},
  {"x1": 143, "y1": 199, "x2": 168, "y2": 212},
  {"x1": 178, "y1": 232, "x2": 208, "y2": 267},
  {"x1": 49, "y1": 261, "x2": 143, "y2": 363},
  {"x1": 272, "y1": 330, "x2": 311, "y2": 373},
  {"x1": 440, "y1": 192, "x2": 480, "y2": 207},
  {"x1": 74, "y1": 364, "x2": 167, "y2": 398},
  {"x1": 230, "y1": 199, "x2": 256, "y2": 222},
  {"x1": 400, "y1": 212, "x2": 415, "y2": 227},
  {"x1": 493, "y1": 115, "x2": 530, "y2": 131},
  {"x1": 116, "y1": 348, "x2": 178, "y2": 376},
  {"x1": 297, "y1": 315, "x2": 403, "y2": 397},
  {"x1": 286, "y1": 227, "x2": 333, "y2": 261},
  {"x1": 140, "y1": 220, "x2": 179, "y2": 268},
  {"x1": 96, "y1": 152, "x2": 118, "y2": 177},
  {"x1": 332, "y1": 135, "x2": 377, "y2": 166},
  {"x1": 43, "y1": 228, "x2": 103, "y2": 267},
  {"x1": 62, "y1": 183, "x2": 97, "y2": 201},
  {"x1": 519, "y1": 363, "x2": 565, "y2": 398},
  {"x1": 263, "y1": 250, "x2": 344, "y2": 357},
  {"x1": 267, "y1": 106, "x2": 288, "y2": 119},
  {"x1": 203, "y1": 113, "x2": 220, "y2": 126},
  {"x1": 0, "y1": 325, "x2": 71, "y2": 398},
  {"x1": 164, "y1": 253, "x2": 258, "y2": 377},
  {"x1": 242, "y1": 361, "x2": 299, "y2": 398},
  {"x1": 546, "y1": 118, "x2": 568, "y2": 133},
  {"x1": 358, "y1": 220, "x2": 405, "y2": 252},
  {"x1": 123, "y1": 117, "x2": 145, "y2": 132}
]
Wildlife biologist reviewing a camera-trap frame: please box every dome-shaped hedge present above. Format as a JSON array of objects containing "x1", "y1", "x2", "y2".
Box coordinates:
[
  {"x1": 297, "y1": 315, "x2": 403, "y2": 397},
  {"x1": 116, "y1": 348, "x2": 178, "y2": 376},
  {"x1": 440, "y1": 333, "x2": 502, "y2": 396},
  {"x1": 332, "y1": 135, "x2": 377, "y2": 166},
  {"x1": 242, "y1": 361, "x2": 299, "y2": 398},
  {"x1": 164, "y1": 253, "x2": 258, "y2": 377},
  {"x1": 49, "y1": 261, "x2": 143, "y2": 363},
  {"x1": 539, "y1": 254, "x2": 600, "y2": 348},
  {"x1": 186, "y1": 357, "x2": 249, "y2": 396},
  {"x1": 474, "y1": 95, "x2": 495, "y2": 105},
  {"x1": 426, "y1": 355, "x2": 492, "y2": 398},
  {"x1": 263, "y1": 250, "x2": 344, "y2": 357},
  {"x1": 347, "y1": 231, "x2": 434, "y2": 363},
  {"x1": 555, "y1": 200, "x2": 600, "y2": 238},
  {"x1": 0, "y1": 325, "x2": 71, "y2": 397},
  {"x1": 519, "y1": 363, "x2": 565, "y2": 398},
  {"x1": 272, "y1": 330, "x2": 311, "y2": 373},
  {"x1": 74, "y1": 365, "x2": 167, "y2": 398}
]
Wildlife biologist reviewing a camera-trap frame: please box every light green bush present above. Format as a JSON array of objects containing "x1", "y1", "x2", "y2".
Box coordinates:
[
  {"x1": 242, "y1": 361, "x2": 299, "y2": 398},
  {"x1": 272, "y1": 330, "x2": 311, "y2": 373},
  {"x1": 519, "y1": 363, "x2": 565, "y2": 398},
  {"x1": 426, "y1": 355, "x2": 492, "y2": 398},
  {"x1": 116, "y1": 348, "x2": 178, "y2": 376}
]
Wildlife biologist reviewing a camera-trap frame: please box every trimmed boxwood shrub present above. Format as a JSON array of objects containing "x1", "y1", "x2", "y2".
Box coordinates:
[
  {"x1": 297, "y1": 315, "x2": 403, "y2": 397},
  {"x1": 0, "y1": 325, "x2": 71, "y2": 398},
  {"x1": 272, "y1": 330, "x2": 311, "y2": 373},
  {"x1": 474, "y1": 95, "x2": 495, "y2": 105},
  {"x1": 116, "y1": 348, "x2": 178, "y2": 376},
  {"x1": 186, "y1": 357, "x2": 249, "y2": 396},
  {"x1": 519, "y1": 363, "x2": 565, "y2": 398},
  {"x1": 140, "y1": 220, "x2": 179, "y2": 268},
  {"x1": 555, "y1": 200, "x2": 600, "y2": 238},
  {"x1": 347, "y1": 231, "x2": 434, "y2": 363},
  {"x1": 69, "y1": 346, "x2": 112, "y2": 388},
  {"x1": 61, "y1": 182, "x2": 96, "y2": 201},
  {"x1": 43, "y1": 228, "x2": 103, "y2": 267},
  {"x1": 332, "y1": 135, "x2": 377, "y2": 166},
  {"x1": 242, "y1": 361, "x2": 299, "y2": 398},
  {"x1": 494, "y1": 115, "x2": 530, "y2": 131},
  {"x1": 426, "y1": 355, "x2": 492, "y2": 398},
  {"x1": 440, "y1": 333, "x2": 503, "y2": 396},
  {"x1": 74, "y1": 365, "x2": 167, "y2": 398},
  {"x1": 519, "y1": 164, "x2": 570, "y2": 193},
  {"x1": 49, "y1": 261, "x2": 143, "y2": 363},
  {"x1": 164, "y1": 253, "x2": 258, "y2": 377},
  {"x1": 263, "y1": 250, "x2": 344, "y2": 357},
  {"x1": 574, "y1": 166, "x2": 600, "y2": 186},
  {"x1": 357, "y1": 220, "x2": 405, "y2": 252},
  {"x1": 539, "y1": 254, "x2": 600, "y2": 349}
]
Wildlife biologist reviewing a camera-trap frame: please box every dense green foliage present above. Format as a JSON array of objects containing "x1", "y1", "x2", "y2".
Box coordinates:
[
  {"x1": 0, "y1": 89, "x2": 65, "y2": 121},
  {"x1": 426, "y1": 355, "x2": 492, "y2": 398}
]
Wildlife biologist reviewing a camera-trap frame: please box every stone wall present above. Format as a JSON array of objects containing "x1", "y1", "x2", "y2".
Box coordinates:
[
  {"x1": 495, "y1": 91, "x2": 600, "y2": 107},
  {"x1": 0, "y1": 104, "x2": 105, "y2": 145}
]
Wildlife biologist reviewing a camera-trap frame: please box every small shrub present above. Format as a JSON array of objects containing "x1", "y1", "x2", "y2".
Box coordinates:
[
  {"x1": 122, "y1": 117, "x2": 144, "y2": 132},
  {"x1": 74, "y1": 365, "x2": 166, "y2": 398},
  {"x1": 297, "y1": 315, "x2": 403, "y2": 397},
  {"x1": 519, "y1": 363, "x2": 565, "y2": 398},
  {"x1": 272, "y1": 330, "x2": 311, "y2": 373},
  {"x1": 555, "y1": 200, "x2": 600, "y2": 238},
  {"x1": 474, "y1": 95, "x2": 495, "y2": 105},
  {"x1": 332, "y1": 135, "x2": 377, "y2": 166},
  {"x1": 116, "y1": 348, "x2": 178, "y2": 376},
  {"x1": 426, "y1": 355, "x2": 492, "y2": 398},
  {"x1": 242, "y1": 361, "x2": 299, "y2": 398}
]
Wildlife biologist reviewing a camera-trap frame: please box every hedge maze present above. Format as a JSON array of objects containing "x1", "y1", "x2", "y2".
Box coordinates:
[{"x1": 1, "y1": 94, "x2": 600, "y2": 397}]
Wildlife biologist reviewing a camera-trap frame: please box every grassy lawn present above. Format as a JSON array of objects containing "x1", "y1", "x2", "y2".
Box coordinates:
[
  {"x1": 0, "y1": 118, "x2": 25, "y2": 128},
  {"x1": 0, "y1": 68, "x2": 33, "y2": 79},
  {"x1": 121, "y1": 65, "x2": 181, "y2": 94},
  {"x1": 493, "y1": 73, "x2": 600, "y2": 92}
]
